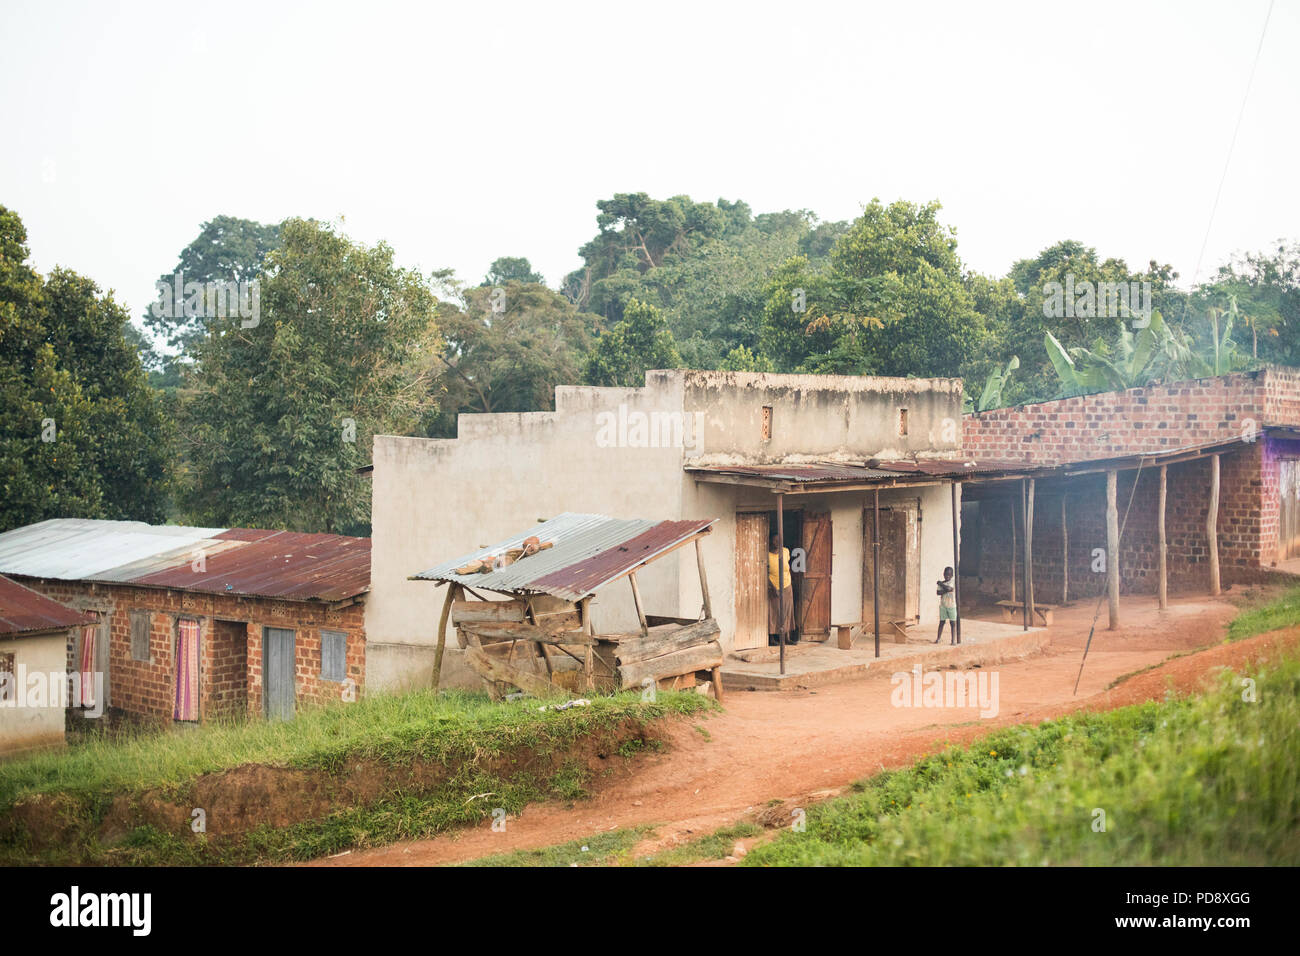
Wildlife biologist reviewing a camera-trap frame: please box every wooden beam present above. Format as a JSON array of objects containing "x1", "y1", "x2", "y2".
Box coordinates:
[
  {"x1": 629, "y1": 572, "x2": 649, "y2": 637},
  {"x1": 951, "y1": 481, "x2": 962, "y2": 645},
  {"x1": 431, "y1": 583, "x2": 460, "y2": 692},
  {"x1": 777, "y1": 492, "x2": 787, "y2": 674},
  {"x1": 1025, "y1": 478, "x2": 1035, "y2": 629},
  {"x1": 1061, "y1": 494, "x2": 1069, "y2": 606},
  {"x1": 1157, "y1": 465, "x2": 1168, "y2": 610},
  {"x1": 581, "y1": 596, "x2": 594, "y2": 692},
  {"x1": 695, "y1": 537, "x2": 712, "y2": 620},
  {"x1": 872, "y1": 488, "x2": 881, "y2": 658},
  {"x1": 1208, "y1": 454, "x2": 1221, "y2": 596},
  {"x1": 1107, "y1": 469, "x2": 1120, "y2": 630}
]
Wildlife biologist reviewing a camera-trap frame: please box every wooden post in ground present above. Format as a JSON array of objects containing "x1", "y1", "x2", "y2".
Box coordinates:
[
  {"x1": 629, "y1": 572, "x2": 649, "y2": 636},
  {"x1": 872, "y1": 488, "x2": 881, "y2": 658},
  {"x1": 1157, "y1": 465, "x2": 1168, "y2": 610},
  {"x1": 581, "y1": 596, "x2": 594, "y2": 691},
  {"x1": 1061, "y1": 494, "x2": 1069, "y2": 606},
  {"x1": 1026, "y1": 478, "x2": 1036, "y2": 627},
  {"x1": 777, "y1": 492, "x2": 787, "y2": 675},
  {"x1": 1107, "y1": 469, "x2": 1120, "y2": 630},
  {"x1": 1009, "y1": 497, "x2": 1017, "y2": 604},
  {"x1": 695, "y1": 537, "x2": 712, "y2": 620},
  {"x1": 951, "y1": 481, "x2": 962, "y2": 645},
  {"x1": 1208, "y1": 454, "x2": 1221, "y2": 596},
  {"x1": 431, "y1": 582, "x2": 461, "y2": 692}
]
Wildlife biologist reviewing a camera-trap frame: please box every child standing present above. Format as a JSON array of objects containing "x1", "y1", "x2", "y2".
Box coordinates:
[{"x1": 935, "y1": 566, "x2": 957, "y2": 645}]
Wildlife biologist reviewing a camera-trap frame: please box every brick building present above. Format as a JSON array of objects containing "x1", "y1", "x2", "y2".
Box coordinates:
[
  {"x1": 0, "y1": 520, "x2": 369, "y2": 725},
  {"x1": 961, "y1": 366, "x2": 1300, "y2": 605}
]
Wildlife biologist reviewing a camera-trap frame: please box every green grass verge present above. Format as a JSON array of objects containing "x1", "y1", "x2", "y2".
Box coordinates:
[
  {"x1": 0, "y1": 689, "x2": 714, "y2": 865},
  {"x1": 1227, "y1": 583, "x2": 1300, "y2": 642},
  {"x1": 742, "y1": 649, "x2": 1299, "y2": 866},
  {"x1": 453, "y1": 826, "x2": 654, "y2": 867}
]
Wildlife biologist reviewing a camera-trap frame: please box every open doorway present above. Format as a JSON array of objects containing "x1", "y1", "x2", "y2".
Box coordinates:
[{"x1": 734, "y1": 508, "x2": 831, "y2": 649}]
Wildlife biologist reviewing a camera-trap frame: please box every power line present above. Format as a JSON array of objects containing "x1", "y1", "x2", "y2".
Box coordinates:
[{"x1": 1191, "y1": 0, "x2": 1275, "y2": 287}]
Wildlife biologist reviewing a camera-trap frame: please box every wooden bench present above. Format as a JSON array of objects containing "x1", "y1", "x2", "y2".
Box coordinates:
[
  {"x1": 834, "y1": 620, "x2": 907, "y2": 648},
  {"x1": 996, "y1": 600, "x2": 1055, "y2": 626}
]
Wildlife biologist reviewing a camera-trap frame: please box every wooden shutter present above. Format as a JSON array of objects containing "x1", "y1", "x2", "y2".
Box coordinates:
[
  {"x1": 320, "y1": 630, "x2": 346, "y2": 682},
  {"x1": 130, "y1": 610, "x2": 151, "y2": 662}
]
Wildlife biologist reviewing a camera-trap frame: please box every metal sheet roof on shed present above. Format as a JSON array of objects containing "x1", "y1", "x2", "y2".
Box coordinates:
[{"x1": 411, "y1": 512, "x2": 716, "y2": 602}]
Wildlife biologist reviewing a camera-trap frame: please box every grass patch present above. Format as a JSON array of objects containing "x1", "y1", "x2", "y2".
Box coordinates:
[
  {"x1": 636, "y1": 821, "x2": 764, "y2": 866},
  {"x1": 1226, "y1": 583, "x2": 1300, "y2": 642},
  {"x1": 454, "y1": 826, "x2": 653, "y2": 867},
  {"x1": 743, "y1": 647, "x2": 1300, "y2": 866},
  {"x1": 0, "y1": 688, "x2": 713, "y2": 865}
]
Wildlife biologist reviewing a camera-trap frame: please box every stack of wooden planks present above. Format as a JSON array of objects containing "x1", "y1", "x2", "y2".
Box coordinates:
[{"x1": 592, "y1": 618, "x2": 724, "y2": 699}]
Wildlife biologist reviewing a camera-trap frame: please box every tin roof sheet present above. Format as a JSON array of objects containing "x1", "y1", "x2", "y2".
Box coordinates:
[
  {"x1": 411, "y1": 512, "x2": 716, "y2": 602},
  {"x1": 0, "y1": 574, "x2": 93, "y2": 636},
  {"x1": 0, "y1": 520, "x2": 369, "y2": 603}
]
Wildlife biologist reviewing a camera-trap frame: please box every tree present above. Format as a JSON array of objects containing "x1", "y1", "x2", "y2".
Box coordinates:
[
  {"x1": 0, "y1": 205, "x2": 172, "y2": 531},
  {"x1": 143, "y1": 215, "x2": 280, "y2": 360},
  {"x1": 481, "y1": 256, "x2": 544, "y2": 287},
  {"x1": 1198, "y1": 242, "x2": 1299, "y2": 365},
  {"x1": 760, "y1": 199, "x2": 991, "y2": 379},
  {"x1": 426, "y1": 279, "x2": 596, "y2": 437},
  {"x1": 181, "y1": 218, "x2": 440, "y2": 534},
  {"x1": 582, "y1": 298, "x2": 681, "y2": 387}
]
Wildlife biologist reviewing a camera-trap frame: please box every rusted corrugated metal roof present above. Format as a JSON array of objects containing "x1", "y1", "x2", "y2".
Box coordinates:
[
  {"x1": 0, "y1": 520, "x2": 370, "y2": 604},
  {"x1": 0, "y1": 574, "x2": 93, "y2": 637},
  {"x1": 412, "y1": 512, "x2": 715, "y2": 602},
  {"x1": 129, "y1": 531, "x2": 371, "y2": 603}
]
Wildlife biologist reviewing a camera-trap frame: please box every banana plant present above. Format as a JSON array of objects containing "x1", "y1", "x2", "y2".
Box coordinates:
[
  {"x1": 1069, "y1": 310, "x2": 1173, "y2": 390},
  {"x1": 963, "y1": 355, "x2": 1019, "y2": 413},
  {"x1": 1044, "y1": 331, "x2": 1109, "y2": 398}
]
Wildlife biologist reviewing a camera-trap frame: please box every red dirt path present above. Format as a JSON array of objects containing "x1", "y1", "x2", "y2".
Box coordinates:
[{"x1": 313, "y1": 590, "x2": 1294, "y2": 866}]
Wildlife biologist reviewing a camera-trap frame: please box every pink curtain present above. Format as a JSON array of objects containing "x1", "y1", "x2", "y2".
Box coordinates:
[
  {"x1": 174, "y1": 618, "x2": 200, "y2": 721},
  {"x1": 78, "y1": 623, "x2": 97, "y2": 708}
]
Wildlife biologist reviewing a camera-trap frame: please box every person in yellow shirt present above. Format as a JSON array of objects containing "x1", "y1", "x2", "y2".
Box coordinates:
[{"x1": 768, "y1": 533, "x2": 795, "y2": 646}]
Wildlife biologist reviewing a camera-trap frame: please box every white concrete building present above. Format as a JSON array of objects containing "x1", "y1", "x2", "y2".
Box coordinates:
[{"x1": 366, "y1": 369, "x2": 973, "y2": 690}]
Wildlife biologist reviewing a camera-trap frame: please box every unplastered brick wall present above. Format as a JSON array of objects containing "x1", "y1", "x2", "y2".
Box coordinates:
[
  {"x1": 972, "y1": 444, "x2": 1264, "y2": 599},
  {"x1": 16, "y1": 579, "x2": 365, "y2": 723},
  {"x1": 962, "y1": 368, "x2": 1297, "y2": 464}
]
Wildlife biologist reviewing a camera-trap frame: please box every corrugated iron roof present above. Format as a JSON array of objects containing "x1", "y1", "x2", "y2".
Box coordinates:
[
  {"x1": 0, "y1": 574, "x2": 93, "y2": 637},
  {"x1": 0, "y1": 520, "x2": 370, "y2": 604},
  {"x1": 412, "y1": 512, "x2": 715, "y2": 602},
  {"x1": 687, "y1": 458, "x2": 1026, "y2": 486}
]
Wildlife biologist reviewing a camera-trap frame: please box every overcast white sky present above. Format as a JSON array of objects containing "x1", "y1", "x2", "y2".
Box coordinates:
[{"x1": 2, "y1": 0, "x2": 1295, "y2": 327}]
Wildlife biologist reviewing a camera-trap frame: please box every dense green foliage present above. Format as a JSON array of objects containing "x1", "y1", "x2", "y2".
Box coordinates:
[
  {"x1": 0, "y1": 207, "x2": 171, "y2": 531},
  {"x1": 180, "y1": 218, "x2": 440, "y2": 533},
  {"x1": 4, "y1": 191, "x2": 1295, "y2": 534}
]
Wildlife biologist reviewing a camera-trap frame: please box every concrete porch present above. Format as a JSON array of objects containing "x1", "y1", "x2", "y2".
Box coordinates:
[{"x1": 720, "y1": 618, "x2": 1048, "y2": 692}]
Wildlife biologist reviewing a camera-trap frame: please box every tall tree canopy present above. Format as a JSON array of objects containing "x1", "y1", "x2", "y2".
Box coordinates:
[
  {"x1": 0, "y1": 206, "x2": 171, "y2": 531},
  {"x1": 180, "y1": 218, "x2": 440, "y2": 534},
  {"x1": 582, "y1": 298, "x2": 681, "y2": 388},
  {"x1": 426, "y1": 278, "x2": 596, "y2": 437},
  {"x1": 760, "y1": 199, "x2": 990, "y2": 379},
  {"x1": 143, "y1": 215, "x2": 280, "y2": 361}
]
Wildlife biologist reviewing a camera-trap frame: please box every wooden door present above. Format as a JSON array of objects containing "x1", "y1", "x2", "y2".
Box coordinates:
[
  {"x1": 1281, "y1": 460, "x2": 1300, "y2": 561},
  {"x1": 864, "y1": 508, "x2": 908, "y2": 625},
  {"x1": 902, "y1": 501, "x2": 921, "y2": 624},
  {"x1": 734, "y1": 513, "x2": 769, "y2": 650},
  {"x1": 799, "y1": 512, "x2": 832, "y2": 639},
  {"x1": 263, "y1": 627, "x2": 296, "y2": 721}
]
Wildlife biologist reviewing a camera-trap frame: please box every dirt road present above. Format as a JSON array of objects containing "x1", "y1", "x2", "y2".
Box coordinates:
[{"x1": 315, "y1": 591, "x2": 1279, "y2": 866}]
